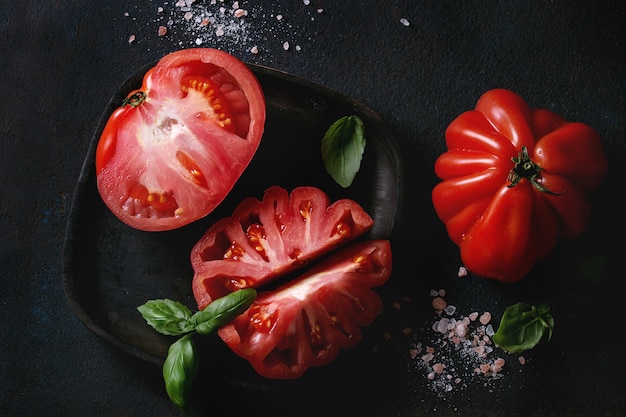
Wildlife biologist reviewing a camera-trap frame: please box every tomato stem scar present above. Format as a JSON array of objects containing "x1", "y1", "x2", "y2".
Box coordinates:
[
  {"x1": 507, "y1": 146, "x2": 563, "y2": 195},
  {"x1": 122, "y1": 91, "x2": 146, "y2": 108}
]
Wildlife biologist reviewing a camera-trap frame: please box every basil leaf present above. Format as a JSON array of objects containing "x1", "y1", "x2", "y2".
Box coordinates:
[
  {"x1": 493, "y1": 302, "x2": 554, "y2": 353},
  {"x1": 192, "y1": 288, "x2": 256, "y2": 335},
  {"x1": 163, "y1": 334, "x2": 198, "y2": 414},
  {"x1": 321, "y1": 115, "x2": 366, "y2": 188},
  {"x1": 137, "y1": 299, "x2": 195, "y2": 336}
]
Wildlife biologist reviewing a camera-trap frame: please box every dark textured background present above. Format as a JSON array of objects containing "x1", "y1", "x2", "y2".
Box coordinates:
[{"x1": 2, "y1": 1, "x2": 625, "y2": 416}]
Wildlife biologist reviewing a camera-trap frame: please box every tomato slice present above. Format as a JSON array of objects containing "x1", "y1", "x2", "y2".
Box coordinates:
[
  {"x1": 191, "y1": 186, "x2": 375, "y2": 309},
  {"x1": 95, "y1": 48, "x2": 266, "y2": 231},
  {"x1": 217, "y1": 239, "x2": 392, "y2": 379}
]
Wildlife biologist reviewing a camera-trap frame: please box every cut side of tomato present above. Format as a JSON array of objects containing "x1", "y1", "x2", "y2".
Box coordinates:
[
  {"x1": 190, "y1": 186, "x2": 392, "y2": 379},
  {"x1": 95, "y1": 48, "x2": 266, "y2": 231},
  {"x1": 217, "y1": 239, "x2": 392, "y2": 379},
  {"x1": 191, "y1": 185, "x2": 375, "y2": 309}
]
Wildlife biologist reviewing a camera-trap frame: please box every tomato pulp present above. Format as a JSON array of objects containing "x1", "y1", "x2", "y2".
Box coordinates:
[
  {"x1": 191, "y1": 186, "x2": 392, "y2": 379},
  {"x1": 95, "y1": 48, "x2": 266, "y2": 231}
]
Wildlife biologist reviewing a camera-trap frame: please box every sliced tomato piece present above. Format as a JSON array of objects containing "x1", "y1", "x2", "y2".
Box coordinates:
[
  {"x1": 217, "y1": 239, "x2": 392, "y2": 379},
  {"x1": 191, "y1": 186, "x2": 375, "y2": 309},
  {"x1": 95, "y1": 48, "x2": 266, "y2": 231}
]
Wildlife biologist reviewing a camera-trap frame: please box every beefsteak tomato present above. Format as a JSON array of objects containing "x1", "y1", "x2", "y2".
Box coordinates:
[
  {"x1": 95, "y1": 48, "x2": 266, "y2": 231},
  {"x1": 432, "y1": 89, "x2": 607, "y2": 282},
  {"x1": 191, "y1": 185, "x2": 392, "y2": 379}
]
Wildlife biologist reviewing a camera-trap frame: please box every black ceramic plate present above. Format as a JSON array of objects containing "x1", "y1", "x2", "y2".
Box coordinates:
[{"x1": 62, "y1": 63, "x2": 405, "y2": 414}]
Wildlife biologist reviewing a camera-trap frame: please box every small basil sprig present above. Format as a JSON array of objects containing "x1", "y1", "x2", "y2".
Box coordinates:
[
  {"x1": 138, "y1": 289, "x2": 256, "y2": 414},
  {"x1": 493, "y1": 302, "x2": 554, "y2": 353},
  {"x1": 321, "y1": 115, "x2": 366, "y2": 188}
]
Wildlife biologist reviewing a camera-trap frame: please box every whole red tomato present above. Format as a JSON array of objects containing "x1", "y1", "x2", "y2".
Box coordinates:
[
  {"x1": 96, "y1": 48, "x2": 266, "y2": 231},
  {"x1": 432, "y1": 89, "x2": 607, "y2": 282}
]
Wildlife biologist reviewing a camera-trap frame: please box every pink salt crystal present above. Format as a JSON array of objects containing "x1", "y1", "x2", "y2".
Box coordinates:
[
  {"x1": 479, "y1": 312, "x2": 492, "y2": 325},
  {"x1": 422, "y1": 353, "x2": 434, "y2": 362},
  {"x1": 455, "y1": 322, "x2": 467, "y2": 338},
  {"x1": 432, "y1": 296, "x2": 447, "y2": 311},
  {"x1": 433, "y1": 363, "x2": 445, "y2": 374}
]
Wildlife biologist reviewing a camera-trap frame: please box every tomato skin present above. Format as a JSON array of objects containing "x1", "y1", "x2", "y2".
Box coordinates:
[
  {"x1": 191, "y1": 185, "x2": 375, "y2": 309},
  {"x1": 95, "y1": 48, "x2": 266, "y2": 231},
  {"x1": 217, "y1": 239, "x2": 392, "y2": 379},
  {"x1": 432, "y1": 89, "x2": 607, "y2": 282}
]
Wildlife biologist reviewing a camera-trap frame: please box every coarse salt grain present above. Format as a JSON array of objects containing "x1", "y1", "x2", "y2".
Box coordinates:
[{"x1": 432, "y1": 296, "x2": 447, "y2": 311}]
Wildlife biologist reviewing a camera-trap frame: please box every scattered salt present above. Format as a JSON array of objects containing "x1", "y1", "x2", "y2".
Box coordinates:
[{"x1": 408, "y1": 289, "x2": 518, "y2": 397}]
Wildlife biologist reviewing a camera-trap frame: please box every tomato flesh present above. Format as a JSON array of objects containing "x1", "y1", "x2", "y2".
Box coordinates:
[
  {"x1": 217, "y1": 239, "x2": 392, "y2": 379},
  {"x1": 191, "y1": 186, "x2": 392, "y2": 379},
  {"x1": 95, "y1": 48, "x2": 266, "y2": 231},
  {"x1": 191, "y1": 186, "x2": 375, "y2": 309}
]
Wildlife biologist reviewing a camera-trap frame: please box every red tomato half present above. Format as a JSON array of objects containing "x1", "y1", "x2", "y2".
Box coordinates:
[
  {"x1": 191, "y1": 185, "x2": 375, "y2": 309},
  {"x1": 218, "y1": 239, "x2": 392, "y2": 379},
  {"x1": 96, "y1": 48, "x2": 266, "y2": 231}
]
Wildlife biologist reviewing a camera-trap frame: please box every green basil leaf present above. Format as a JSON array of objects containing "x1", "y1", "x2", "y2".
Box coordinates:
[
  {"x1": 137, "y1": 299, "x2": 195, "y2": 336},
  {"x1": 163, "y1": 334, "x2": 198, "y2": 414},
  {"x1": 493, "y1": 302, "x2": 554, "y2": 353},
  {"x1": 321, "y1": 115, "x2": 366, "y2": 188},
  {"x1": 192, "y1": 288, "x2": 256, "y2": 335}
]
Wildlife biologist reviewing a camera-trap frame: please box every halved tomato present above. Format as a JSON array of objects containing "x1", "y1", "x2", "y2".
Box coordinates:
[
  {"x1": 191, "y1": 185, "x2": 375, "y2": 309},
  {"x1": 218, "y1": 239, "x2": 392, "y2": 379},
  {"x1": 95, "y1": 48, "x2": 266, "y2": 231}
]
